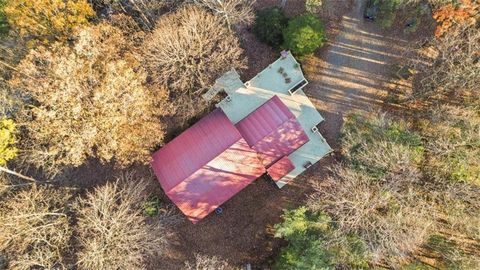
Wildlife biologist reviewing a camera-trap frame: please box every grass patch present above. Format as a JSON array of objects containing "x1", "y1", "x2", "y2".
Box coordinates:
[
  {"x1": 142, "y1": 195, "x2": 163, "y2": 217},
  {"x1": 0, "y1": 0, "x2": 9, "y2": 36}
]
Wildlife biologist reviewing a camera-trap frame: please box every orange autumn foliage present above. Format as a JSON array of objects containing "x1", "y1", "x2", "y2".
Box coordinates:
[
  {"x1": 433, "y1": 0, "x2": 478, "y2": 37},
  {"x1": 10, "y1": 23, "x2": 168, "y2": 175}
]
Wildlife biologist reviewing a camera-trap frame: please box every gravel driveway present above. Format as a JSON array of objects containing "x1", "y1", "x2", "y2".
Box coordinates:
[{"x1": 305, "y1": 0, "x2": 409, "y2": 148}]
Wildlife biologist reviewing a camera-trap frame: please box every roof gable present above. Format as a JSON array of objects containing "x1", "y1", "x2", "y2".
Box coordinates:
[
  {"x1": 151, "y1": 109, "x2": 242, "y2": 192},
  {"x1": 235, "y1": 96, "x2": 309, "y2": 167},
  {"x1": 166, "y1": 138, "x2": 265, "y2": 223},
  {"x1": 235, "y1": 95, "x2": 295, "y2": 146}
]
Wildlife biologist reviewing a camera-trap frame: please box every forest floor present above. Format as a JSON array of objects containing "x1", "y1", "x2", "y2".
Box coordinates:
[{"x1": 150, "y1": 0, "x2": 435, "y2": 269}]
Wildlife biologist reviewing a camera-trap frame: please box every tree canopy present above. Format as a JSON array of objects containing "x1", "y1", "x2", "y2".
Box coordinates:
[
  {"x1": 75, "y1": 176, "x2": 166, "y2": 270},
  {"x1": 10, "y1": 23, "x2": 167, "y2": 175},
  {"x1": 3, "y1": 0, "x2": 94, "y2": 41},
  {"x1": 253, "y1": 7, "x2": 288, "y2": 48},
  {"x1": 141, "y1": 6, "x2": 245, "y2": 122},
  {"x1": 283, "y1": 14, "x2": 326, "y2": 55}
]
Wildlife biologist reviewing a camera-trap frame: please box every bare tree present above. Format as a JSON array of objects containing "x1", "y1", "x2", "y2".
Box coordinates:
[
  {"x1": 75, "y1": 174, "x2": 167, "y2": 270},
  {"x1": 185, "y1": 253, "x2": 238, "y2": 270},
  {"x1": 192, "y1": 0, "x2": 255, "y2": 29},
  {"x1": 95, "y1": 0, "x2": 179, "y2": 29},
  {"x1": 109, "y1": 13, "x2": 146, "y2": 46},
  {"x1": 434, "y1": 181, "x2": 480, "y2": 242},
  {"x1": 141, "y1": 5, "x2": 246, "y2": 121},
  {"x1": 0, "y1": 38, "x2": 28, "y2": 118},
  {"x1": 0, "y1": 79, "x2": 22, "y2": 118},
  {"x1": 308, "y1": 114, "x2": 435, "y2": 266},
  {"x1": 340, "y1": 113, "x2": 424, "y2": 187},
  {"x1": 423, "y1": 104, "x2": 480, "y2": 185},
  {"x1": 409, "y1": 25, "x2": 480, "y2": 99},
  {"x1": 0, "y1": 185, "x2": 72, "y2": 269},
  {"x1": 305, "y1": 0, "x2": 322, "y2": 13},
  {"x1": 309, "y1": 165, "x2": 434, "y2": 266},
  {"x1": 420, "y1": 177, "x2": 480, "y2": 269}
]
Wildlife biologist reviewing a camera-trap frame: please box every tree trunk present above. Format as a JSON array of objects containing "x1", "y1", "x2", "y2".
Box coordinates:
[
  {"x1": 128, "y1": 0, "x2": 152, "y2": 30},
  {"x1": 0, "y1": 59, "x2": 37, "y2": 80},
  {"x1": 0, "y1": 166, "x2": 37, "y2": 182}
]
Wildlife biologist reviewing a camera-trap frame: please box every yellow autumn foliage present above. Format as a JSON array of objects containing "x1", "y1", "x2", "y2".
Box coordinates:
[
  {"x1": 0, "y1": 118, "x2": 17, "y2": 166},
  {"x1": 4, "y1": 0, "x2": 94, "y2": 40}
]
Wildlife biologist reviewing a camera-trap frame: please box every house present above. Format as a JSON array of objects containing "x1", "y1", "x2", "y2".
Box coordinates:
[{"x1": 151, "y1": 52, "x2": 332, "y2": 223}]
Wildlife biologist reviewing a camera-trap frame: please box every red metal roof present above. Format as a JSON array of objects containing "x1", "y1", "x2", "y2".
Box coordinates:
[
  {"x1": 151, "y1": 109, "x2": 265, "y2": 223},
  {"x1": 267, "y1": 156, "x2": 295, "y2": 181},
  {"x1": 151, "y1": 97, "x2": 310, "y2": 224},
  {"x1": 235, "y1": 96, "x2": 309, "y2": 167},
  {"x1": 166, "y1": 138, "x2": 265, "y2": 223},
  {"x1": 151, "y1": 109, "x2": 242, "y2": 192}
]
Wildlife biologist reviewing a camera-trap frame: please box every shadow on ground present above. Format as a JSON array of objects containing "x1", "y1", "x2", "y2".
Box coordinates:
[{"x1": 305, "y1": 0, "x2": 411, "y2": 141}]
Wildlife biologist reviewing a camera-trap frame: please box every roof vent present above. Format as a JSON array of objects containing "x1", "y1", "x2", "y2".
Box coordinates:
[{"x1": 303, "y1": 161, "x2": 313, "y2": 169}]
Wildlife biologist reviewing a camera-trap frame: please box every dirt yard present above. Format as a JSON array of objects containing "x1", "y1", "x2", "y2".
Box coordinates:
[{"x1": 149, "y1": 0, "x2": 435, "y2": 269}]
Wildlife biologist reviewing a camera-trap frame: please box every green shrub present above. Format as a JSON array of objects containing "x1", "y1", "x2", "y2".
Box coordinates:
[
  {"x1": 274, "y1": 207, "x2": 368, "y2": 270},
  {"x1": 375, "y1": 0, "x2": 400, "y2": 28},
  {"x1": 0, "y1": 0, "x2": 8, "y2": 36},
  {"x1": 142, "y1": 195, "x2": 162, "y2": 217},
  {"x1": 253, "y1": 7, "x2": 287, "y2": 48},
  {"x1": 283, "y1": 14, "x2": 326, "y2": 55}
]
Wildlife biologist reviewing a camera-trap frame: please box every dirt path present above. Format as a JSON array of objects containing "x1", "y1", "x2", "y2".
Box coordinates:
[{"x1": 304, "y1": 0, "x2": 409, "y2": 148}]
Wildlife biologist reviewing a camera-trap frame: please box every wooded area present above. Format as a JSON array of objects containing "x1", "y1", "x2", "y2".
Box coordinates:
[{"x1": 0, "y1": 0, "x2": 478, "y2": 269}]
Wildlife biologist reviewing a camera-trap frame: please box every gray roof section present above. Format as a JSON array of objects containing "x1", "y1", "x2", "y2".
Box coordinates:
[{"x1": 217, "y1": 52, "x2": 332, "y2": 188}]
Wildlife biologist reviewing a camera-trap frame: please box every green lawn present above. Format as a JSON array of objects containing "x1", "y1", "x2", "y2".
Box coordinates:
[{"x1": 0, "y1": 0, "x2": 9, "y2": 37}]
